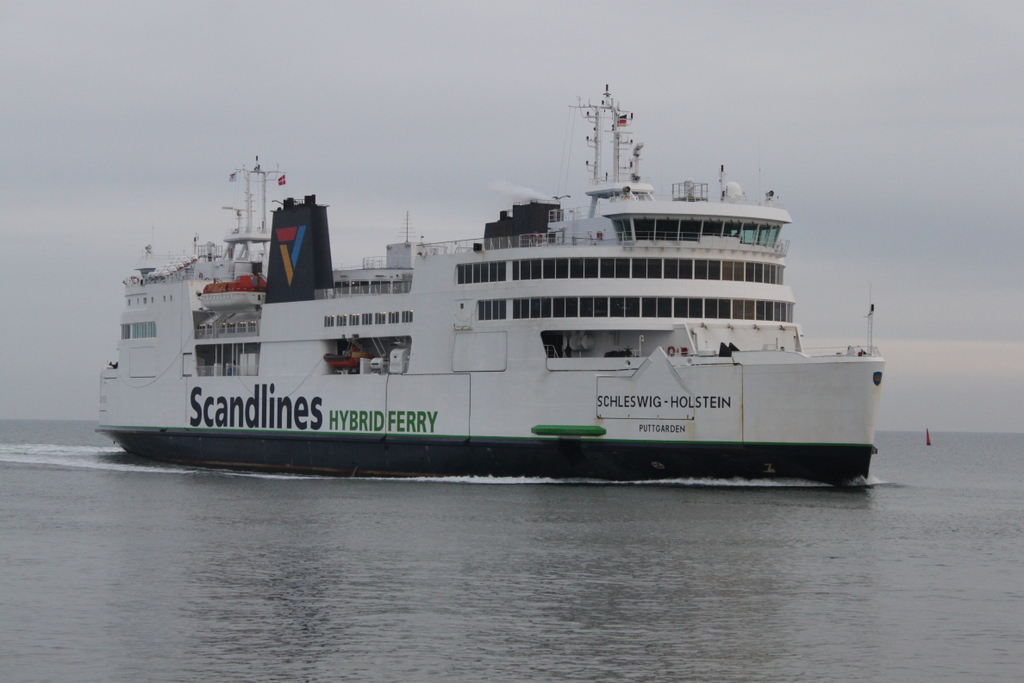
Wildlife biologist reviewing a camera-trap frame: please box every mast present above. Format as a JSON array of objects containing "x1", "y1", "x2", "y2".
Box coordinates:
[
  {"x1": 866, "y1": 302, "x2": 875, "y2": 352},
  {"x1": 610, "y1": 93, "x2": 633, "y2": 184},
  {"x1": 224, "y1": 158, "x2": 284, "y2": 262},
  {"x1": 576, "y1": 86, "x2": 636, "y2": 217},
  {"x1": 579, "y1": 86, "x2": 635, "y2": 186},
  {"x1": 583, "y1": 93, "x2": 604, "y2": 185}
]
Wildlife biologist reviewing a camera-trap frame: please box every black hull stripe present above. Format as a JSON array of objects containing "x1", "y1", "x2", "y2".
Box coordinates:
[{"x1": 99, "y1": 428, "x2": 873, "y2": 487}]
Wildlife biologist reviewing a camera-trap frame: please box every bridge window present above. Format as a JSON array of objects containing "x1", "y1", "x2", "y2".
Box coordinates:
[
  {"x1": 633, "y1": 218, "x2": 655, "y2": 241},
  {"x1": 655, "y1": 218, "x2": 679, "y2": 240},
  {"x1": 680, "y1": 219, "x2": 702, "y2": 241}
]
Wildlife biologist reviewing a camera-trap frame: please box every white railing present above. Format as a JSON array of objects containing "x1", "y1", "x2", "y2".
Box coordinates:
[
  {"x1": 195, "y1": 363, "x2": 260, "y2": 377},
  {"x1": 802, "y1": 346, "x2": 881, "y2": 358},
  {"x1": 672, "y1": 181, "x2": 710, "y2": 202},
  {"x1": 315, "y1": 280, "x2": 413, "y2": 299},
  {"x1": 413, "y1": 240, "x2": 481, "y2": 256},
  {"x1": 418, "y1": 233, "x2": 787, "y2": 256},
  {"x1": 691, "y1": 235, "x2": 789, "y2": 256},
  {"x1": 195, "y1": 321, "x2": 260, "y2": 339}
]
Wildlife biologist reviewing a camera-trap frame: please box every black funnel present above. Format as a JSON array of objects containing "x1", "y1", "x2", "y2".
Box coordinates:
[{"x1": 265, "y1": 196, "x2": 333, "y2": 304}]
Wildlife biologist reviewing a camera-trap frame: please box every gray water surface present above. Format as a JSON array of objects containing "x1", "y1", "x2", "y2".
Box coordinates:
[{"x1": 1, "y1": 421, "x2": 1022, "y2": 682}]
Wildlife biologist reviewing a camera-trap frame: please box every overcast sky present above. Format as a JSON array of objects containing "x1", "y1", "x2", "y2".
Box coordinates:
[{"x1": 2, "y1": 1, "x2": 1022, "y2": 432}]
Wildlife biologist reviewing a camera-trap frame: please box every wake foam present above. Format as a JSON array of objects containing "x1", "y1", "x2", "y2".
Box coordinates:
[{"x1": 0, "y1": 443, "x2": 187, "y2": 474}]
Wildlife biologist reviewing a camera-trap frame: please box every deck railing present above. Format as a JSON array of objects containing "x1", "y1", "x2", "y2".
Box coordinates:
[
  {"x1": 315, "y1": 280, "x2": 413, "y2": 299},
  {"x1": 418, "y1": 233, "x2": 789, "y2": 256},
  {"x1": 195, "y1": 321, "x2": 260, "y2": 339},
  {"x1": 195, "y1": 363, "x2": 260, "y2": 377},
  {"x1": 802, "y1": 346, "x2": 881, "y2": 358}
]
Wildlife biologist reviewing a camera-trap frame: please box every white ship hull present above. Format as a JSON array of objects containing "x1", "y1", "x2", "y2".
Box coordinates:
[{"x1": 100, "y1": 262, "x2": 882, "y2": 485}]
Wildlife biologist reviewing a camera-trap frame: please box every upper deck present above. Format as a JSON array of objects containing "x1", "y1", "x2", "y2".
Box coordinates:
[{"x1": 416, "y1": 225, "x2": 789, "y2": 259}]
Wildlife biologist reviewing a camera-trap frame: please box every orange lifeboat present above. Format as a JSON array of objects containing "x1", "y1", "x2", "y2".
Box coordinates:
[
  {"x1": 226, "y1": 275, "x2": 267, "y2": 293},
  {"x1": 324, "y1": 354, "x2": 359, "y2": 370},
  {"x1": 203, "y1": 275, "x2": 266, "y2": 295},
  {"x1": 324, "y1": 350, "x2": 373, "y2": 371},
  {"x1": 200, "y1": 275, "x2": 267, "y2": 311}
]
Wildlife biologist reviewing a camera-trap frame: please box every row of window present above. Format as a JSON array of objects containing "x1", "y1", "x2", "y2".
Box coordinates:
[
  {"x1": 512, "y1": 257, "x2": 783, "y2": 284},
  {"x1": 121, "y1": 321, "x2": 157, "y2": 340},
  {"x1": 478, "y1": 299, "x2": 507, "y2": 321},
  {"x1": 457, "y1": 257, "x2": 783, "y2": 285},
  {"x1": 476, "y1": 297, "x2": 793, "y2": 322},
  {"x1": 127, "y1": 295, "x2": 174, "y2": 307},
  {"x1": 457, "y1": 262, "x2": 507, "y2": 285},
  {"x1": 323, "y1": 311, "x2": 414, "y2": 328}
]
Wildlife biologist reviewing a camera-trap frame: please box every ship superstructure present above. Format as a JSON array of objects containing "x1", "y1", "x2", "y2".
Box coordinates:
[{"x1": 99, "y1": 91, "x2": 883, "y2": 485}]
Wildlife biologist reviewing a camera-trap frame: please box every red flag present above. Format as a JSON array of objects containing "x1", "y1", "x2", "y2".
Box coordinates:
[{"x1": 278, "y1": 174, "x2": 286, "y2": 186}]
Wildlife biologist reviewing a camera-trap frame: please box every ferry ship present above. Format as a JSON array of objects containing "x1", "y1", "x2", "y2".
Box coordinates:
[{"x1": 98, "y1": 90, "x2": 884, "y2": 485}]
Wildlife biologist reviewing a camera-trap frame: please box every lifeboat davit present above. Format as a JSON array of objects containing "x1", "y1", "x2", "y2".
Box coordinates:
[{"x1": 200, "y1": 275, "x2": 267, "y2": 311}]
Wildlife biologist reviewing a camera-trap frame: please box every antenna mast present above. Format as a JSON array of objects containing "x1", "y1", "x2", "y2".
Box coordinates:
[
  {"x1": 578, "y1": 85, "x2": 633, "y2": 186},
  {"x1": 865, "y1": 287, "x2": 875, "y2": 352}
]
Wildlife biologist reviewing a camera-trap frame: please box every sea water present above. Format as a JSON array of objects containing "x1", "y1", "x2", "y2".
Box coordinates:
[{"x1": 1, "y1": 420, "x2": 1022, "y2": 682}]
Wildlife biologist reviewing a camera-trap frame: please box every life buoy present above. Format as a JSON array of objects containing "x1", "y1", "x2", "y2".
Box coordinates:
[{"x1": 667, "y1": 346, "x2": 677, "y2": 357}]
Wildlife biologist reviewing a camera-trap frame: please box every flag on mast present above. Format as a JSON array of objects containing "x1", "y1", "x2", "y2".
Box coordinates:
[
  {"x1": 229, "y1": 171, "x2": 237, "y2": 182},
  {"x1": 278, "y1": 174, "x2": 286, "y2": 186}
]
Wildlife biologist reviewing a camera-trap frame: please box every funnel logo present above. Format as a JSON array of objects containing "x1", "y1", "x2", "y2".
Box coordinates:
[{"x1": 276, "y1": 225, "x2": 306, "y2": 285}]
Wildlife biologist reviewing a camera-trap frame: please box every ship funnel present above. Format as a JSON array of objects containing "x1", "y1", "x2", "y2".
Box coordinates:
[{"x1": 265, "y1": 196, "x2": 333, "y2": 304}]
